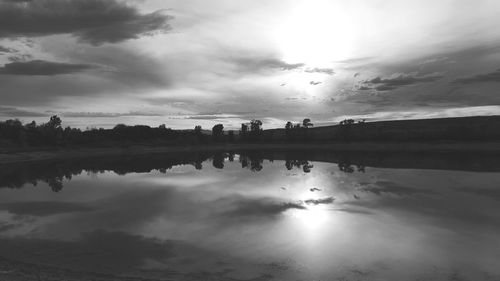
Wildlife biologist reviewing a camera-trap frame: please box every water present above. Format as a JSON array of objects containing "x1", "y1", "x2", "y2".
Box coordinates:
[{"x1": 1, "y1": 150, "x2": 500, "y2": 281}]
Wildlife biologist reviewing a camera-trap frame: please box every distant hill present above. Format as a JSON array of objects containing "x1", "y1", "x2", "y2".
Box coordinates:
[{"x1": 260, "y1": 115, "x2": 500, "y2": 142}]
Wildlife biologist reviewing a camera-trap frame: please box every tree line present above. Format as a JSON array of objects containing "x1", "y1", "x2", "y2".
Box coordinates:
[{"x1": 0, "y1": 115, "x2": 318, "y2": 148}]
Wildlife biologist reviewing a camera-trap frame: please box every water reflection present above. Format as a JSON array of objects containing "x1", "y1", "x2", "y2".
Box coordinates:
[
  {"x1": 2, "y1": 150, "x2": 500, "y2": 192},
  {"x1": 0, "y1": 150, "x2": 500, "y2": 280}
]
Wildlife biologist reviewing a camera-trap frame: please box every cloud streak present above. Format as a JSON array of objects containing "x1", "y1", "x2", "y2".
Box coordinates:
[
  {"x1": 361, "y1": 72, "x2": 444, "y2": 91},
  {"x1": 0, "y1": 60, "x2": 94, "y2": 75},
  {"x1": 0, "y1": 106, "x2": 47, "y2": 117},
  {"x1": 229, "y1": 55, "x2": 305, "y2": 73},
  {"x1": 453, "y1": 69, "x2": 500, "y2": 84}
]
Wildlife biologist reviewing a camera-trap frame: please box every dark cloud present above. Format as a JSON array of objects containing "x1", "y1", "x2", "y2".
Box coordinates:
[
  {"x1": 0, "y1": 45, "x2": 16, "y2": 53},
  {"x1": 304, "y1": 197, "x2": 334, "y2": 205},
  {"x1": 305, "y1": 67, "x2": 335, "y2": 75},
  {"x1": 0, "y1": 0, "x2": 173, "y2": 45},
  {"x1": 309, "y1": 81, "x2": 322, "y2": 85},
  {"x1": 0, "y1": 201, "x2": 92, "y2": 216},
  {"x1": 453, "y1": 68, "x2": 500, "y2": 84},
  {"x1": 230, "y1": 56, "x2": 305, "y2": 73},
  {"x1": 0, "y1": 222, "x2": 19, "y2": 232},
  {"x1": 0, "y1": 106, "x2": 47, "y2": 117},
  {"x1": 7, "y1": 54, "x2": 32, "y2": 62},
  {"x1": 0, "y1": 60, "x2": 94, "y2": 75},
  {"x1": 362, "y1": 72, "x2": 444, "y2": 91},
  {"x1": 0, "y1": 46, "x2": 172, "y2": 106}
]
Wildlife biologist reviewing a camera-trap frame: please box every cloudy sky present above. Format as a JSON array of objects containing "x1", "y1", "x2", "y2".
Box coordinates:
[{"x1": 1, "y1": 0, "x2": 500, "y2": 129}]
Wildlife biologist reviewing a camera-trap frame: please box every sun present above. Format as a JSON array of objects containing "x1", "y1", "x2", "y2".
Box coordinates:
[{"x1": 274, "y1": 0, "x2": 355, "y2": 67}]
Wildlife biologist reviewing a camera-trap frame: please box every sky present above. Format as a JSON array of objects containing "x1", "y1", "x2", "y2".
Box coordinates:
[{"x1": 1, "y1": 0, "x2": 500, "y2": 129}]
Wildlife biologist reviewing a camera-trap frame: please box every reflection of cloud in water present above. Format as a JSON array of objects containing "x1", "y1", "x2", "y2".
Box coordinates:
[
  {"x1": 227, "y1": 197, "x2": 305, "y2": 217},
  {"x1": 1, "y1": 155, "x2": 500, "y2": 280},
  {"x1": 0, "y1": 230, "x2": 175, "y2": 274},
  {"x1": 0, "y1": 201, "x2": 92, "y2": 216},
  {"x1": 455, "y1": 186, "x2": 500, "y2": 200},
  {"x1": 359, "y1": 181, "x2": 433, "y2": 196},
  {"x1": 303, "y1": 197, "x2": 334, "y2": 205}
]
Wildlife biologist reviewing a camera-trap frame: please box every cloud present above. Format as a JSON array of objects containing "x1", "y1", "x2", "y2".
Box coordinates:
[
  {"x1": 359, "y1": 181, "x2": 433, "y2": 197},
  {"x1": 56, "y1": 111, "x2": 163, "y2": 118},
  {"x1": 0, "y1": 60, "x2": 94, "y2": 75},
  {"x1": 304, "y1": 197, "x2": 335, "y2": 205},
  {"x1": 0, "y1": 45, "x2": 16, "y2": 53},
  {"x1": 305, "y1": 67, "x2": 335, "y2": 75},
  {"x1": 0, "y1": 0, "x2": 173, "y2": 45},
  {"x1": 227, "y1": 197, "x2": 305, "y2": 217},
  {"x1": 362, "y1": 72, "x2": 444, "y2": 91},
  {"x1": 0, "y1": 201, "x2": 92, "y2": 216},
  {"x1": 455, "y1": 187, "x2": 500, "y2": 200},
  {"x1": 309, "y1": 81, "x2": 322, "y2": 85},
  {"x1": 229, "y1": 55, "x2": 305, "y2": 73},
  {"x1": 453, "y1": 68, "x2": 500, "y2": 84},
  {"x1": 0, "y1": 230, "x2": 175, "y2": 273},
  {"x1": 0, "y1": 106, "x2": 47, "y2": 117}
]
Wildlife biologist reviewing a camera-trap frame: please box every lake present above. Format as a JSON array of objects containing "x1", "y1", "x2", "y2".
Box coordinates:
[{"x1": 1, "y1": 150, "x2": 500, "y2": 281}]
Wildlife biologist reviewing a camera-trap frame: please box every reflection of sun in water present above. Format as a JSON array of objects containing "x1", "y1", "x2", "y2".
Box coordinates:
[
  {"x1": 292, "y1": 205, "x2": 329, "y2": 233},
  {"x1": 275, "y1": 0, "x2": 355, "y2": 67}
]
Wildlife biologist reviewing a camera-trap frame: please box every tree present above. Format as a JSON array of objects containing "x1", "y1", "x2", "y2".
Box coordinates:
[
  {"x1": 194, "y1": 125, "x2": 202, "y2": 135},
  {"x1": 113, "y1": 124, "x2": 128, "y2": 131},
  {"x1": 285, "y1": 121, "x2": 293, "y2": 139},
  {"x1": 212, "y1": 124, "x2": 224, "y2": 141},
  {"x1": 159, "y1": 124, "x2": 166, "y2": 129},
  {"x1": 250, "y1": 119, "x2": 263, "y2": 132},
  {"x1": 303, "y1": 118, "x2": 313, "y2": 128},
  {"x1": 47, "y1": 115, "x2": 62, "y2": 129},
  {"x1": 240, "y1": 123, "x2": 248, "y2": 140}
]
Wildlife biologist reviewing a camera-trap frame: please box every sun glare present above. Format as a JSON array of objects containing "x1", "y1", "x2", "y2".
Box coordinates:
[{"x1": 275, "y1": 0, "x2": 355, "y2": 66}]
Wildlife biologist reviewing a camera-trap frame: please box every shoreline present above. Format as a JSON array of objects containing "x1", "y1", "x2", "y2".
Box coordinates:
[{"x1": 2, "y1": 142, "x2": 500, "y2": 165}]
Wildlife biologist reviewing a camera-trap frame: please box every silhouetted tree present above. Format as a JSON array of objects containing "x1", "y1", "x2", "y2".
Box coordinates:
[
  {"x1": 47, "y1": 115, "x2": 62, "y2": 129},
  {"x1": 250, "y1": 119, "x2": 262, "y2": 132},
  {"x1": 240, "y1": 123, "x2": 248, "y2": 140},
  {"x1": 212, "y1": 124, "x2": 224, "y2": 141},
  {"x1": 249, "y1": 119, "x2": 263, "y2": 141},
  {"x1": 285, "y1": 121, "x2": 293, "y2": 139},
  {"x1": 303, "y1": 118, "x2": 313, "y2": 128},
  {"x1": 194, "y1": 125, "x2": 202, "y2": 135}
]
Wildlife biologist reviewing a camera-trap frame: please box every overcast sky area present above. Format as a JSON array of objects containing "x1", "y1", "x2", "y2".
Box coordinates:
[{"x1": 1, "y1": 0, "x2": 500, "y2": 129}]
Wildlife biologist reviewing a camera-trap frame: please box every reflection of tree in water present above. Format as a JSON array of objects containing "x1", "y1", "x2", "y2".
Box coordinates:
[
  {"x1": 239, "y1": 153, "x2": 263, "y2": 172},
  {"x1": 285, "y1": 160, "x2": 313, "y2": 173},
  {"x1": 212, "y1": 153, "x2": 225, "y2": 169},
  {"x1": 338, "y1": 160, "x2": 365, "y2": 173},
  {"x1": 0, "y1": 152, "x2": 215, "y2": 193},
  {"x1": 46, "y1": 176, "x2": 64, "y2": 192},
  {"x1": 211, "y1": 152, "x2": 236, "y2": 169}
]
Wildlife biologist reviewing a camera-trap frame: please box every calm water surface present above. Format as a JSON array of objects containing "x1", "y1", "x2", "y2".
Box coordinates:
[{"x1": 1, "y1": 151, "x2": 500, "y2": 281}]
